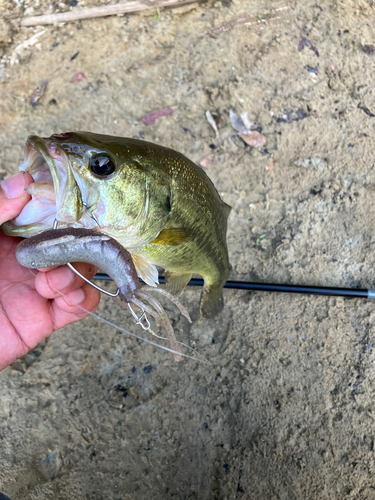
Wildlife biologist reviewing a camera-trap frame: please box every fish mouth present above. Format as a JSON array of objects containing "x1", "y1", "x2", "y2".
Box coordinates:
[{"x1": 5, "y1": 135, "x2": 84, "y2": 236}]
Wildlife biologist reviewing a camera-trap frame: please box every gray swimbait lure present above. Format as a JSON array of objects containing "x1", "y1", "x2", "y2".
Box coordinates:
[{"x1": 16, "y1": 228, "x2": 192, "y2": 361}]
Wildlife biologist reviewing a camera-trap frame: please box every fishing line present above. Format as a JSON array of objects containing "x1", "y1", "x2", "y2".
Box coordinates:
[
  {"x1": 28, "y1": 269, "x2": 210, "y2": 364},
  {"x1": 93, "y1": 274, "x2": 375, "y2": 299}
]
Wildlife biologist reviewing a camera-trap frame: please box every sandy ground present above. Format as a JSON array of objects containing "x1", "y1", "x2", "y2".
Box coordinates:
[{"x1": 1, "y1": 0, "x2": 375, "y2": 498}]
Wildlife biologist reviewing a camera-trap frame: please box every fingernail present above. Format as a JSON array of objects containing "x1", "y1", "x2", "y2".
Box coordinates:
[
  {"x1": 1, "y1": 172, "x2": 29, "y2": 199},
  {"x1": 65, "y1": 288, "x2": 86, "y2": 305}
]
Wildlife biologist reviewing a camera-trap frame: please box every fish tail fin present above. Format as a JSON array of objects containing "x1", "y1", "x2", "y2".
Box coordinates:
[
  {"x1": 165, "y1": 271, "x2": 192, "y2": 295},
  {"x1": 200, "y1": 281, "x2": 225, "y2": 319}
]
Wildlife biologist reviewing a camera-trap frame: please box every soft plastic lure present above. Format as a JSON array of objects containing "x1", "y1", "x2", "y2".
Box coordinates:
[{"x1": 15, "y1": 227, "x2": 191, "y2": 361}]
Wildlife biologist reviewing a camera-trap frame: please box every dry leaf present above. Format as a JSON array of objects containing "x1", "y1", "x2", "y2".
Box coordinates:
[
  {"x1": 142, "y1": 107, "x2": 173, "y2": 125},
  {"x1": 199, "y1": 156, "x2": 212, "y2": 168},
  {"x1": 240, "y1": 111, "x2": 256, "y2": 131},
  {"x1": 298, "y1": 37, "x2": 319, "y2": 57},
  {"x1": 230, "y1": 109, "x2": 257, "y2": 134},
  {"x1": 241, "y1": 131, "x2": 267, "y2": 148},
  {"x1": 71, "y1": 72, "x2": 85, "y2": 83},
  {"x1": 206, "y1": 110, "x2": 218, "y2": 137},
  {"x1": 29, "y1": 80, "x2": 48, "y2": 107}
]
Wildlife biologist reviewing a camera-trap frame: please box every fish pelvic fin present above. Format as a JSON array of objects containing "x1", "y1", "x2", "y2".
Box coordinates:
[
  {"x1": 165, "y1": 271, "x2": 192, "y2": 295},
  {"x1": 200, "y1": 282, "x2": 225, "y2": 319},
  {"x1": 150, "y1": 228, "x2": 194, "y2": 246},
  {"x1": 131, "y1": 254, "x2": 159, "y2": 287}
]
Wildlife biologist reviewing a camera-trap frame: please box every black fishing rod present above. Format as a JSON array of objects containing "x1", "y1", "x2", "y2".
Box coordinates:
[{"x1": 93, "y1": 274, "x2": 375, "y2": 300}]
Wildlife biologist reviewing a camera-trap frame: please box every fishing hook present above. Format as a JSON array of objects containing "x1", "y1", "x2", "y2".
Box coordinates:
[
  {"x1": 66, "y1": 262, "x2": 120, "y2": 298},
  {"x1": 127, "y1": 303, "x2": 151, "y2": 330},
  {"x1": 82, "y1": 201, "x2": 100, "y2": 226}
]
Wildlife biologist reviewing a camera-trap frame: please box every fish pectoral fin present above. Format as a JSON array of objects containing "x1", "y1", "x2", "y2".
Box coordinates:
[
  {"x1": 165, "y1": 271, "x2": 192, "y2": 295},
  {"x1": 149, "y1": 228, "x2": 194, "y2": 246},
  {"x1": 131, "y1": 254, "x2": 159, "y2": 287}
]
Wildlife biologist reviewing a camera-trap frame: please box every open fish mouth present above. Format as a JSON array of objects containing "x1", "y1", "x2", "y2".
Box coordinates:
[{"x1": 6, "y1": 134, "x2": 84, "y2": 235}]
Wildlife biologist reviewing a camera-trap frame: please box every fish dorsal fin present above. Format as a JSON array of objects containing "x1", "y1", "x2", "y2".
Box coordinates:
[
  {"x1": 131, "y1": 254, "x2": 159, "y2": 287},
  {"x1": 150, "y1": 228, "x2": 194, "y2": 246}
]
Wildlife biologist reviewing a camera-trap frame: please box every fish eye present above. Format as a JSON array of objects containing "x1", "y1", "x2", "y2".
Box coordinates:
[{"x1": 90, "y1": 155, "x2": 116, "y2": 178}]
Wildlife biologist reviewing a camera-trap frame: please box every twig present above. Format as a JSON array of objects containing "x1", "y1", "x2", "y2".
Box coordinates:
[
  {"x1": 10, "y1": 29, "x2": 47, "y2": 65},
  {"x1": 244, "y1": 15, "x2": 288, "y2": 28},
  {"x1": 20, "y1": 0, "x2": 200, "y2": 27},
  {"x1": 203, "y1": 3, "x2": 289, "y2": 37}
]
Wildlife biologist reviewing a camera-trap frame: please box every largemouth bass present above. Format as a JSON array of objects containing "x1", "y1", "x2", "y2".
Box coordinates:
[{"x1": 2, "y1": 132, "x2": 231, "y2": 318}]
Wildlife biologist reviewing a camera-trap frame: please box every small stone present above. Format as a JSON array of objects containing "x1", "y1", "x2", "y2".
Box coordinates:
[
  {"x1": 36, "y1": 451, "x2": 61, "y2": 480},
  {"x1": 293, "y1": 158, "x2": 325, "y2": 169}
]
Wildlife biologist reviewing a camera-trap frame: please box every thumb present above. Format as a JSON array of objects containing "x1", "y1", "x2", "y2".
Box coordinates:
[{"x1": 0, "y1": 172, "x2": 33, "y2": 226}]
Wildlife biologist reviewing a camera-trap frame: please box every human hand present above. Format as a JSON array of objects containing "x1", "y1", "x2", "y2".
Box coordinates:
[{"x1": 0, "y1": 172, "x2": 100, "y2": 371}]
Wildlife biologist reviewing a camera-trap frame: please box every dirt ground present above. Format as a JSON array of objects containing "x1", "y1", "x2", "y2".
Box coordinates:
[{"x1": 1, "y1": 0, "x2": 375, "y2": 498}]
